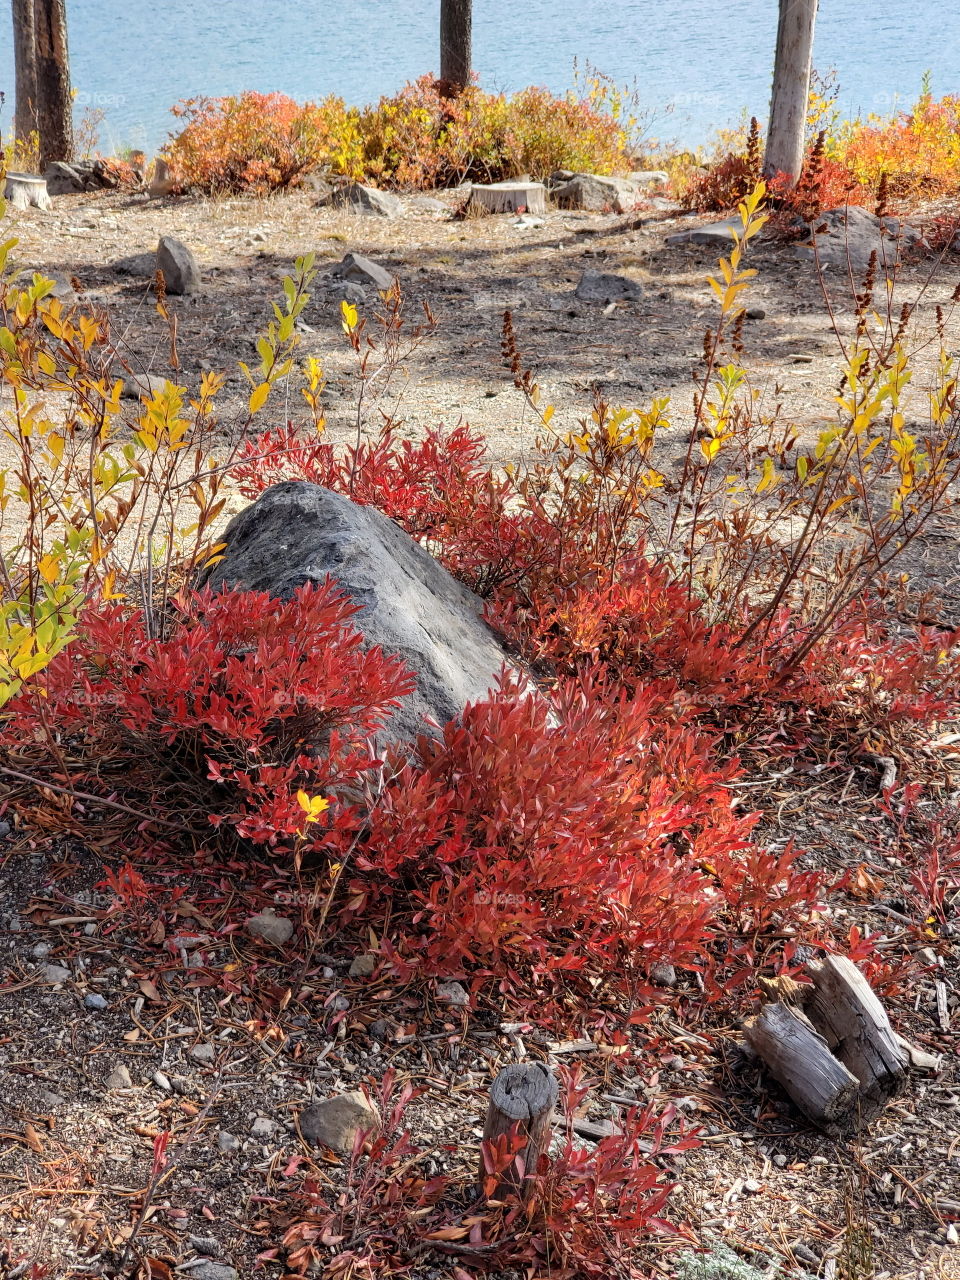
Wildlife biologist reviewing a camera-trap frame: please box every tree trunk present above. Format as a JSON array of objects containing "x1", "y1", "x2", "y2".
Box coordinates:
[
  {"x1": 12, "y1": 0, "x2": 39, "y2": 151},
  {"x1": 763, "y1": 0, "x2": 817, "y2": 187},
  {"x1": 33, "y1": 0, "x2": 74, "y2": 165},
  {"x1": 440, "y1": 0, "x2": 472, "y2": 92},
  {"x1": 480, "y1": 1063, "x2": 558, "y2": 1202}
]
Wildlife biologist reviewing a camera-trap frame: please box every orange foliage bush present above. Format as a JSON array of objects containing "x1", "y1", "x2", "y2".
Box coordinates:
[{"x1": 838, "y1": 91, "x2": 960, "y2": 201}]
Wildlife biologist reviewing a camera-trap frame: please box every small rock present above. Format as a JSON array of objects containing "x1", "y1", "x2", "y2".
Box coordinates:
[
  {"x1": 512, "y1": 214, "x2": 546, "y2": 229},
  {"x1": 153, "y1": 1070, "x2": 172, "y2": 1091},
  {"x1": 83, "y1": 992, "x2": 108, "y2": 1011},
  {"x1": 947, "y1": 1223, "x2": 959, "y2": 1246},
  {"x1": 772, "y1": 1152, "x2": 787, "y2": 1168},
  {"x1": 0, "y1": 819, "x2": 10, "y2": 837},
  {"x1": 436, "y1": 979, "x2": 469, "y2": 1006},
  {"x1": 743, "y1": 1178, "x2": 762, "y2": 1194},
  {"x1": 178, "y1": 1265, "x2": 237, "y2": 1280},
  {"x1": 190, "y1": 1041, "x2": 216, "y2": 1065},
  {"x1": 331, "y1": 252, "x2": 395, "y2": 292},
  {"x1": 187, "y1": 1235, "x2": 220, "y2": 1257},
  {"x1": 43, "y1": 963, "x2": 71, "y2": 984},
  {"x1": 554, "y1": 172, "x2": 636, "y2": 212},
  {"x1": 156, "y1": 235, "x2": 200, "y2": 294},
  {"x1": 666, "y1": 219, "x2": 742, "y2": 246},
  {"x1": 337, "y1": 280, "x2": 367, "y2": 306},
  {"x1": 38, "y1": 1088, "x2": 67, "y2": 1108},
  {"x1": 83, "y1": 922, "x2": 97, "y2": 936},
  {"x1": 320, "y1": 181, "x2": 402, "y2": 218},
  {"x1": 44, "y1": 160, "x2": 85, "y2": 195},
  {"x1": 31, "y1": 942, "x2": 51, "y2": 958},
  {"x1": 120, "y1": 373, "x2": 171, "y2": 400},
  {"x1": 349, "y1": 953, "x2": 377, "y2": 978},
  {"x1": 745, "y1": 307, "x2": 766, "y2": 319},
  {"x1": 105, "y1": 1064, "x2": 133, "y2": 1090},
  {"x1": 300, "y1": 1091, "x2": 380, "y2": 1154},
  {"x1": 575, "y1": 270, "x2": 643, "y2": 303},
  {"x1": 792, "y1": 1242, "x2": 819, "y2": 1266},
  {"x1": 368, "y1": 1019, "x2": 390, "y2": 1040},
  {"x1": 251, "y1": 1115, "x2": 276, "y2": 1138},
  {"x1": 216, "y1": 1130, "x2": 240, "y2": 1153},
  {"x1": 245, "y1": 909, "x2": 294, "y2": 946},
  {"x1": 650, "y1": 962, "x2": 677, "y2": 988}
]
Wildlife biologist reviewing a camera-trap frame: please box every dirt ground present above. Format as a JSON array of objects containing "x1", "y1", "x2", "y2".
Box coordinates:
[{"x1": 0, "y1": 183, "x2": 959, "y2": 1280}]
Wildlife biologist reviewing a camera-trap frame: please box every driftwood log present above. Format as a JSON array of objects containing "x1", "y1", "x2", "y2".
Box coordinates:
[
  {"x1": 806, "y1": 954, "x2": 907, "y2": 1118},
  {"x1": 4, "y1": 172, "x2": 52, "y2": 211},
  {"x1": 468, "y1": 181, "x2": 546, "y2": 216},
  {"x1": 744, "y1": 1001, "x2": 859, "y2": 1132},
  {"x1": 744, "y1": 955, "x2": 911, "y2": 1132},
  {"x1": 480, "y1": 1063, "x2": 558, "y2": 1201}
]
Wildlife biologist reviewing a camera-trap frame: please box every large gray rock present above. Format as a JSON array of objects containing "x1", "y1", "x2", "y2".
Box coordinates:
[
  {"x1": 553, "y1": 173, "x2": 638, "y2": 213},
  {"x1": 320, "y1": 182, "x2": 402, "y2": 218},
  {"x1": 44, "y1": 161, "x2": 86, "y2": 195},
  {"x1": 575, "y1": 270, "x2": 643, "y2": 303},
  {"x1": 156, "y1": 235, "x2": 199, "y2": 294},
  {"x1": 199, "y1": 483, "x2": 526, "y2": 745},
  {"x1": 300, "y1": 1091, "x2": 379, "y2": 1153},
  {"x1": 794, "y1": 206, "x2": 921, "y2": 270},
  {"x1": 330, "y1": 252, "x2": 395, "y2": 291}
]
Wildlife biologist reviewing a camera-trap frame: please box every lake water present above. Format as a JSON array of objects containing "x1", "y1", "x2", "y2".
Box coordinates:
[{"x1": 1, "y1": 1, "x2": 958, "y2": 157}]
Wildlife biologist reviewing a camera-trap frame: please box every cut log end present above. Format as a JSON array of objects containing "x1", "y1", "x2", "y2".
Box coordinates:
[
  {"x1": 4, "y1": 172, "x2": 52, "y2": 211},
  {"x1": 744, "y1": 1002, "x2": 860, "y2": 1132},
  {"x1": 467, "y1": 181, "x2": 547, "y2": 217}
]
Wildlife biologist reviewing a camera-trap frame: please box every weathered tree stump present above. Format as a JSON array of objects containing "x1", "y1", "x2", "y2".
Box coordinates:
[
  {"x1": 480, "y1": 1062, "x2": 558, "y2": 1201},
  {"x1": 806, "y1": 954, "x2": 907, "y2": 1118},
  {"x1": 468, "y1": 181, "x2": 546, "y2": 217},
  {"x1": 4, "y1": 172, "x2": 52, "y2": 211},
  {"x1": 744, "y1": 1001, "x2": 860, "y2": 1132}
]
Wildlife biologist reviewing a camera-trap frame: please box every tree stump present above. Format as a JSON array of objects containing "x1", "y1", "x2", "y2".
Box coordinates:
[
  {"x1": 806, "y1": 954, "x2": 907, "y2": 1119},
  {"x1": 468, "y1": 181, "x2": 546, "y2": 217},
  {"x1": 743, "y1": 1001, "x2": 860, "y2": 1133},
  {"x1": 480, "y1": 1063, "x2": 558, "y2": 1201},
  {"x1": 4, "y1": 172, "x2": 52, "y2": 211}
]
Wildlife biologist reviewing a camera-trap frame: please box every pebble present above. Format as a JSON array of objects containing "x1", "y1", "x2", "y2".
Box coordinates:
[
  {"x1": 187, "y1": 1234, "x2": 220, "y2": 1256},
  {"x1": 43, "y1": 963, "x2": 71, "y2": 983},
  {"x1": 83, "y1": 992, "x2": 108, "y2": 1010},
  {"x1": 245, "y1": 909, "x2": 294, "y2": 946},
  {"x1": 153, "y1": 1070, "x2": 172, "y2": 1091},
  {"x1": 745, "y1": 306, "x2": 766, "y2": 319},
  {"x1": 436, "y1": 979, "x2": 469, "y2": 1006},
  {"x1": 743, "y1": 1178, "x2": 762, "y2": 1193},
  {"x1": 0, "y1": 819, "x2": 10, "y2": 837},
  {"x1": 947, "y1": 1223, "x2": 959, "y2": 1245},
  {"x1": 772, "y1": 1153, "x2": 788, "y2": 1168},
  {"x1": 177, "y1": 1265, "x2": 237, "y2": 1280},
  {"x1": 650, "y1": 962, "x2": 677, "y2": 988},
  {"x1": 32, "y1": 942, "x2": 51, "y2": 958},
  {"x1": 216, "y1": 1130, "x2": 240, "y2": 1153},
  {"x1": 190, "y1": 1041, "x2": 217, "y2": 1065},
  {"x1": 251, "y1": 1116, "x2": 276, "y2": 1138},
  {"x1": 300, "y1": 1091, "x2": 380, "y2": 1154},
  {"x1": 105, "y1": 1063, "x2": 133, "y2": 1090},
  {"x1": 348, "y1": 953, "x2": 377, "y2": 977}
]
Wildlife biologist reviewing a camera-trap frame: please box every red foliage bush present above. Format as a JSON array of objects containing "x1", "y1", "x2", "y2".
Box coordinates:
[{"x1": 6, "y1": 583, "x2": 414, "y2": 851}]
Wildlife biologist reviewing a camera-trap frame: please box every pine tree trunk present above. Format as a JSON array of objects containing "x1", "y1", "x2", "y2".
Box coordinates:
[
  {"x1": 12, "y1": 0, "x2": 40, "y2": 151},
  {"x1": 763, "y1": 0, "x2": 817, "y2": 187},
  {"x1": 33, "y1": 0, "x2": 74, "y2": 165},
  {"x1": 440, "y1": 0, "x2": 472, "y2": 92}
]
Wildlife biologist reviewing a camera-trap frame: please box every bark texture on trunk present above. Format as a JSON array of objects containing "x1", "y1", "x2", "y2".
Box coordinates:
[
  {"x1": 763, "y1": 0, "x2": 817, "y2": 187},
  {"x1": 33, "y1": 0, "x2": 74, "y2": 165},
  {"x1": 12, "y1": 0, "x2": 40, "y2": 149},
  {"x1": 440, "y1": 0, "x2": 472, "y2": 91}
]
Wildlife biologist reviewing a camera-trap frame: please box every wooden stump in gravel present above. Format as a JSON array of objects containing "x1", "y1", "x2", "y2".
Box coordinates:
[
  {"x1": 4, "y1": 172, "x2": 52, "y2": 211},
  {"x1": 481, "y1": 1063, "x2": 558, "y2": 1201},
  {"x1": 806, "y1": 954, "x2": 907, "y2": 1118},
  {"x1": 468, "y1": 181, "x2": 546, "y2": 216},
  {"x1": 744, "y1": 1001, "x2": 859, "y2": 1132}
]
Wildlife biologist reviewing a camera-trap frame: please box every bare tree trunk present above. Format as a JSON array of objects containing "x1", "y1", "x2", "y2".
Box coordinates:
[
  {"x1": 440, "y1": 0, "x2": 472, "y2": 92},
  {"x1": 763, "y1": 0, "x2": 817, "y2": 187},
  {"x1": 12, "y1": 0, "x2": 39, "y2": 151},
  {"x1": 33, "y1": 0, "x2": 74, "y2": 165}
]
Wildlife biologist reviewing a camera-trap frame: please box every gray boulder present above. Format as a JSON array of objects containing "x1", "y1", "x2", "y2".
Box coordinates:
[
  {"x1": 300, "y1": 1091, "x2": 379, "y2": 1153},
  {"x1": 44, "y1": 161, "x2": 86, "y2": 195},
  {"x1": 320, "y1": 182, "x2": 402, "y2": 218},
  {"x1": 666, "y1": 219, "x2": 742, "y2": 247},
  {"x1": 575, "y1": 270, "x2": 643, "y2": 303},
  {"x1": 330, "y1": 252, "x2": 395, "y2": 291},
  {"x1": 198, "y1": 483, "x2": 527, "y2": 746},
  {"x1": 156, "y1": 235, "x2": 199, "y2": 294},
  {"x1": 795, "y1": 206, "x2": 921, "y2": 270},
  {"x1": 554, "y1": 173, "x2": 638, "y2": 213}
]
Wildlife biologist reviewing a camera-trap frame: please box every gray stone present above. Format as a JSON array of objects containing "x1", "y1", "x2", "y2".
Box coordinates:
[
  {"x1": 436, "y1": 979, "x2": 469, "y2": 1006},
  {"x1": 629, "y1": 170, "x2": 670, "y2": 186},
  {"x1": 554, "y1": 173, "x2": 637, "y2": 213},
  {"x1": 0, "y1": 819, "x2": 10, "y2": 837},
  {"x1": 330, "y1": 252, "x2": 395, "y2": 291},
  {"x1": 336, "y1": 280, "x2": 367, "y2": 307},
  {"x1": 794, "y1": 206, "x2": 919, "y2": 270},
  {"x1": 408, "y1": 195, "x2": 446, "y2": 214},
  {"x1": 39, "y1": 1088, "x2": 67, "y2": 1108},
  {"x1": 197, "y1": 483, "x2": 530, "y2": 747},
  {"x1": 575, "y1": 270, "x2": 643, "y2": 303},
  {"x1": 187, "y1": 1235, "x2": 220, "y2": 1257},
  {"x1": 368, "y1": 1019, "x2": 390, "y2": 1041},
  {"x1": 189, "y1": 1041, "x2": 216, "y2": 1065},
  {"x1": 44, "y1": 161, "x2": 85, "y2": 195},
  {"x1": 321, "y1": 182, "x2": 402, "y2": 218},
  {"x1": 153, "y1": 1070, "x2": 172, "y2": 1091},
  {"x1": 300, "y1": 1091, "x2": 379, "y2": 1153},
  {"x1": 31, "y1": 942, "x2": 51, "y2": 958},
  {"x1": 348, "y1": 953, "x2": 377, "y2": 978},
  {"x1": 250, "y1": 1115, "x2": 276, "y2": 1138},
  {"x1": 156, "y1": 235, "x2": 199, "y2": 294},
  {"x1": 177, "y1": 1265, "x2": 237, "y2": 1280},
  {"x1": 650, "y1": 962, "x2": 677, "y2": 988},
  {"x1": 43, "y1": 963, "x2": 71, "y2": 983},
  {"x1": 105, "y1": 1063, "x2": 133, "y2": 1090},
  {"x1": 121, "y1": 373, "x2": 170, "y2": 401},
  {"x1": 83, "y1": 992, "x2": 108, "y2": 1010},
  {"x1": 666, "y1": 219, "x2": 742, "y2": 247},
  {"x1": 216, "y1": 1130, "x2": 240, "y2": 1153},
  {"x1": 245, "y1": 909, "x2": 294, "y2": 945}
]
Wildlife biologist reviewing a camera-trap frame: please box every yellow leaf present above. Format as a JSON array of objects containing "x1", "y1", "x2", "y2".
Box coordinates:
[
  {"x1": 248, "y1": 382, "x2": 270, "y2": 414},
  {"x1": 340, "y1": 300, "x2": 358, "y2": 332}
]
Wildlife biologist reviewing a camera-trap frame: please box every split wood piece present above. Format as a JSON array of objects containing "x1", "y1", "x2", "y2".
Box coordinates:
[
  {"x1": 468, "y1": 181, "x2": 546, "y2": 217},
  {"x1": 4, "y1": 172, "x2": 52, "y2": 211},
  {"x1": 806, "y1": 954, "x2": 908, "y2": 1120},
  {"x1": 743, "y1": 1001, "x2": 859, "y2": 1133},
  {"x1": 481, "y1": 1062, "x2": 558, "y2": 1201}
]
